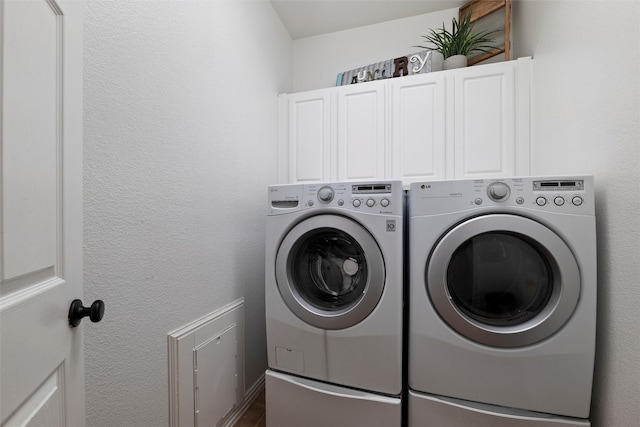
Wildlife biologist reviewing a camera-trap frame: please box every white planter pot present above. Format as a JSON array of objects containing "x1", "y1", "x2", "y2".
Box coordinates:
[{"x1": 443, "y1": 55, "x2": 468, "y2": 70}]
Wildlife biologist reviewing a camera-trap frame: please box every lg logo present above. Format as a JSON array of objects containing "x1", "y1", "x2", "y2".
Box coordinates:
[{"x1": 421, "y1": 184, "x2": 431, "y2": 189}]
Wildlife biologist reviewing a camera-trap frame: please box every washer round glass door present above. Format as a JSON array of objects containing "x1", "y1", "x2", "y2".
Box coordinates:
[
  {"x1": 427, "y1": 214, "x2": 581, "y2": 348},
  {"x1": 276, "y1": 215, "x2": 385, "y2": 330}
]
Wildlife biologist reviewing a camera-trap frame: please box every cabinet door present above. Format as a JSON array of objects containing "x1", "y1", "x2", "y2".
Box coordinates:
[
  {"x1": 336, "y1": 81, "x2": 386, "y2": 181},
  {"x1": 454, "y1": 61, "x2": 516, "y2": 178},
  {"x1": 287, "y1": 89, "x2": 333, "y2": 183},
  {"x1": 391, "y1": 73, "x2": 446, "y2": 184}
]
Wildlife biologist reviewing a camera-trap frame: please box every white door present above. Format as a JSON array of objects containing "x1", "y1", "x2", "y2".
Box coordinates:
[{"x1": 1, "y1": 0, "x2": 86, "y2": 425}]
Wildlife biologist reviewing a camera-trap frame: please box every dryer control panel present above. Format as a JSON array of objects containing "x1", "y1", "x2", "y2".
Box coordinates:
[
  {"x1": 268, "y1": 181, "x2": 403, "y2": 216},
  {"x1": 410, "y1": 176, "x2": 594, "y2": 216}
]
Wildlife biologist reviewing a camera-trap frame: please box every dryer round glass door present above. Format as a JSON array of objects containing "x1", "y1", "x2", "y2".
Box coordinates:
[
  {"x1": 276, "y1": 215, "x2": 385, "y2": 330},
  {"x1": 427, "y1": 214, "x2": 581, "y2": 348}
]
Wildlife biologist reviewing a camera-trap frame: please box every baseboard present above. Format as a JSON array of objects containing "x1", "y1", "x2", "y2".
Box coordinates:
[{"x1": 222, "y1": 374, "x2": 266, "y2": 427}]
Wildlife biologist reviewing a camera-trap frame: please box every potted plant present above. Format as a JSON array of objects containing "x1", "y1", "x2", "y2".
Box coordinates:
[{"x1": 417, "y1": 11, "x2": 502, "y2": 70}]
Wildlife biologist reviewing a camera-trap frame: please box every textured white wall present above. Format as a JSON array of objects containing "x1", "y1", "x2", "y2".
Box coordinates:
[
  {"x1": 512, "y1": 1, "x2": 640, "y2": 425},
  {"x1": 82, "y1": 0, "x2": 639, "y2": 424},
  {"x1": 291, "y1": 8, "x2": 458, "y2": 92},
  {"x1": 82, "y1": 1, "x2": 291, "y2": 426}
]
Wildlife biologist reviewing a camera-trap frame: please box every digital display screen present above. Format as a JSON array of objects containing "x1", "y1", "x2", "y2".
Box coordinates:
[
  {"x1": 533, "y1": 180, "x2": 584, "y2": 191},
  {"x1": 352, "y1": 184, "x2": 392, "y2": 194}
]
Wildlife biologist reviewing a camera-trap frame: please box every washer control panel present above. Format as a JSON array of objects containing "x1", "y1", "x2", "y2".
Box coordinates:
[
  {"x1": 307, "y1": 182, "x2": 399, "y2": 214},
  {"x1": 410, "y1": 176, "x2": 594, "y2": 216},
  {"x1": 268, "y1": 181, "x2": 402, "y2": 215}
]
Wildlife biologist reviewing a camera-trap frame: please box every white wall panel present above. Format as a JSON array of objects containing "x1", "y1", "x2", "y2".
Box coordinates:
[
  {"x1": 512, "y1": 2, "x2": 640, "y2": 426},
  {"x1": 291, "y1": 8, "x2": 458, "y2": 92},
  {"x1": 83, "y1": 2, "x2": 292, "y2": 426}
]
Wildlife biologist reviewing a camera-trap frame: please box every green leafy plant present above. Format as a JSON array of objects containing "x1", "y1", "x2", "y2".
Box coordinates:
[{"x1": 417, "y1": 11, "x2": 502, "y2": 59}]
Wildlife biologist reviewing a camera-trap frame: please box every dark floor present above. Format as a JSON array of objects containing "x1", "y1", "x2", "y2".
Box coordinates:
[{"x1": 233, "y1": 388, "x2": 266, "y2": 427}]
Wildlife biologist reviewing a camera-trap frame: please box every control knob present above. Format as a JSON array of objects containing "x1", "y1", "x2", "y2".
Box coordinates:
[
  {"x1": 487, "y1": 182, "x2": 510, "y2": 201},
  {"x1": 317, "y1": 186, "x2": 334, "y2": 203}
]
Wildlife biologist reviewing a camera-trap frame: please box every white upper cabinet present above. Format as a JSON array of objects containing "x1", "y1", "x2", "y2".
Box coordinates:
[
  {"x1": 284, "y1": 89, "x2": 332, "y2": 183},
  {"x1": 454, "y1": 61, "x2": 515, "y2": 178},
  {"x1": 391, "y1": 72, "x2": 446, "y2": 185},
  {"x1": 278, "y1": 57, "x2": 532, "y2": 185},
  {"x1": 337, "y1": 80, "x2": 386, "y2": 181}
]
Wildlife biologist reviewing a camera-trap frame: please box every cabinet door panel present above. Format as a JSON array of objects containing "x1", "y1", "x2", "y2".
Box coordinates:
[
  {"x1": 455, "y1": 62, "x2": 515, "y2": 178},
  {"x1": 392, "y1": 74, "x2": 446, "y2": 184},
  {"x1": 280, "y1": 58, "x2": 531, "y2": 186},
  {"x1": 288, "y1": 90, "x2": 332, "y2": 182},
  {"x1": 337, "y1": 83, "x2": 386, "y2": 181}
]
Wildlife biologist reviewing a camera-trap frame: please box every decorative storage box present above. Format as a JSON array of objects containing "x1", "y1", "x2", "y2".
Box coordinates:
[{"x1": 336, "y1": 50, "x2": 443, "y2": 86}]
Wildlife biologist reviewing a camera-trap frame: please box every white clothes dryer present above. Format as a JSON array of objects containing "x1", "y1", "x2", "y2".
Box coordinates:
[
  {"x1": 408, "y1": 176, "x2": 596, "y2": 425},
  {"x1": 266, "y1": 181, "x2": 403, "y2": 396}
]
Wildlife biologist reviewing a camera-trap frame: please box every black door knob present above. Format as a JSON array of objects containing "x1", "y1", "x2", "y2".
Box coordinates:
[{"x1": 68, "y1": 299, "x2": 105, "y2": 327}]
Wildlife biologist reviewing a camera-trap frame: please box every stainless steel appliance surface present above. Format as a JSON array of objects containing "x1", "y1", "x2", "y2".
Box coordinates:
[
  {"x1": 265, "y1": 181, "x2": 404, "y2": 426},
  {"x1": 408, "y1": 176, "x2": 596, "y2": 426}
]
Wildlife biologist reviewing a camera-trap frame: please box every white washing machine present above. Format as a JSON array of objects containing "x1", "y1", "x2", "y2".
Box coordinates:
[
  {"x1": 265, "y1": 181, "x2": 403, "y2": 425},
  {"x1": 408, "y1": 176, "x2": 596, "y2": 426}
]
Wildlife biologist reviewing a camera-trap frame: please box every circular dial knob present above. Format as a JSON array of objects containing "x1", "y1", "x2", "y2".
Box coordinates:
[
  {"x1": 68, "y1": 299, "x2": 105, "y2": 327},
  {"x1": 317, "y1": 186, "x2": 334, "y2": 203},
  {"x1": 487, "y1": 182, "x2": 510, "y2": 201}
]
